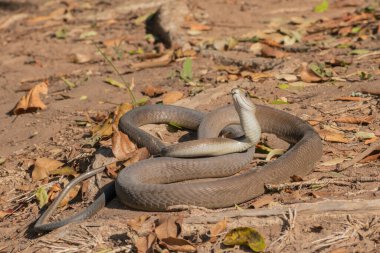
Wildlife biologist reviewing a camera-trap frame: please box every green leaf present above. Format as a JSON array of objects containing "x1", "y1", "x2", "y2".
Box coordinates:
[
  {"x1": 168, "y1": 122, "x2": 183, "y2": 130},
  {"x1": 355, "y1": 131, "x2": 375, "y2": 140},
  {"x1": 278, "y1": 83, "x2": 289, "y2": 90},
  {"x1": 351, "y1": 26, "x2": 361, "y2": 34},
  {"x1": 35, "y1": 187, "x2": 48, "y2": 208},
  {"x1": 180, "y1": 58, "x2": 193, "y2": 82},
  {"x1": 136, "y1": 96, "x2": 150, "y2": 106},
  {"x1": 104, "y1": 78, "x2": 126, "y2": 89},
  {"x1": 55, "y1": 28, "x2": 68, "y2": 39},
  {"x1": 350, "y1": 49, "x2": 370, "y2": 55},
  {"x1": 49, "y1": 166, "x2": 77, "y2": 176},
  {"x1": 61, "y1": 77, "x2": 76, "y2": 89},
  {"x1": 313, "y1": 0, "x2": 329, "y2": 13},
  {"x1": 223, "y1": 227, "x2": 266, "y2": 252}
]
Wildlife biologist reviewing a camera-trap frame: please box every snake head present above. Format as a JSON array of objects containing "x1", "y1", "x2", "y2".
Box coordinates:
[{"x1": 231, "y1": 88, "x2": 256, "y2": 113}]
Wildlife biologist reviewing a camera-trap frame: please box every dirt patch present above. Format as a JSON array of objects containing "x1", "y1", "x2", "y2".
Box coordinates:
[{"x1": 0, "y1": 0, "x2": 379, "y2": 252}]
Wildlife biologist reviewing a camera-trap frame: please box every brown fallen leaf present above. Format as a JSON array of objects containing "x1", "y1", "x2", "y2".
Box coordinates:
[
  {"x1": 318, "y1": 129, "x2": 350, "y2": 143},
  {"x1": 162, "y1": 91, "x2": 184, "y2": 104},
  {"x1": 142, "y1": 85, "x2": 165, "y2": 97},
  {"x1": 250, "y1": 195, "x2": 274, "y2": 209},
  {"x1": 241, "y1": 71, "x2": 272, "y2": 81},
  {"x1": 334, "y1": 116, "x2": 374, "y2": 124},
  {"x1": 136, "y1": 232, "x2": 157, "y2": 253},
  {"x1": 32, "y1": 158, "x2": 64, "y2": 181},
  {"x1": 12, "y1": 81, "x2": 48, "y2": 115},
  {"x1": 155, "y1": 216, "x2": 180, "y2": 240},
  {"x1": 188, "y1": 23, "x2": 211, "y2": 31},
  {"x1": 364, "y1": 137, "x2": 379, "y2": 145},
  {"x1": 132, "y1": 50, "x2": 173, "y2": 70},
  {"x1": 47, "y1": 182, "x2": 81, "y2": 207},
  {"x1": 210, "y1": 219, "x2": 227, "y2": 243},
  {"x1": 127, "y1": 214, "x2": 153, "y2": 232},
  {"x1": 160, "y1": 237, "x2": 196, "y2": 252},
  {"x1": 300, "y1": 62, "x2": 322, "y2": 83},
  {"x1": 359, "y1": 152, "x2": 380, "y2": 163},
  {"x1": 123, "y1": 148, "x2": 150, "y2": 166},
  {"x1": 260, "y1": 44, "x2": 287, "y2": 58},
  {"x1": 103, "y1": 35, "x2": 129, "y2": 48},
  {"x1": 0, "y1": 209, "x2": 13, "y2": 219},
  {"x1": 228, "y1": 74, "x2": 239, "y2": 81},
  {"x1": 114, "y1": 102, "x2": 133, "y2": 125},
  {"x1": 111, "y1": 124, "x2": 137, "y2": 160},
  {"x1": 68, "y1": 53, "x2": 94, "y2": 64}
]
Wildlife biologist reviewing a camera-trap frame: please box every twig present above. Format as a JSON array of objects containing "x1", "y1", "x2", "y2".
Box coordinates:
[
  {"x1": 93, "y1": 42, "x2": 137, "y2": 105},
  {"x1": 183, "y1": 199, "x2": 380, "y2": 224},
  {"x1": 265, "y1": 176, "x2": 380, "y2": 191},
  {"x1": 336, "y1": 141, "x2": 380, "y2": 172}
]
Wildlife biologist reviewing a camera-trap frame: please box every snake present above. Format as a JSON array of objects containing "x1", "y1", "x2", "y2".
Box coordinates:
[{"x1": 34, "y1": 89, "x2": 322, "y2": 231}]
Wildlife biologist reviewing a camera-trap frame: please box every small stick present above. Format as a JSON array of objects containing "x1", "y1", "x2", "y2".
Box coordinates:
[{"x1": 336, "y1": 141, "x2": 380, "y2": 172}]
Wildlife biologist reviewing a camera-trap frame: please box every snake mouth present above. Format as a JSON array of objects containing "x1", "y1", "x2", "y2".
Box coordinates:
[{"x1": 231, "y1": 88, "x2": 255, "y2": 111}]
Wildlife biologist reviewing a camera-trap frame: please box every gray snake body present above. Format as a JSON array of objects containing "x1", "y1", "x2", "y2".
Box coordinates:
[
  {"x1": 34, "y1": 94, "x2": 322, "y2": 231},
  {"x1": 116, "y1": 104, "x2": 322, "y2": 210}
]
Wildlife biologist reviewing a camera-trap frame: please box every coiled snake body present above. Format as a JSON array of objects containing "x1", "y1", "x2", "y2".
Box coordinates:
[{"x1": 34, "y1": 89, "x2": 322, "y2": 231}]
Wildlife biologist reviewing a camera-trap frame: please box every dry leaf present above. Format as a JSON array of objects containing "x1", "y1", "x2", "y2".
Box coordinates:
[
  {"x1": 260, "y1": 44, "x2": 286, "y2": 58},
  {"x1": 364, "y1": 137, "x2": 379, "y2": 145},
  {"x1": 142, "y1": 85, "x2": 164, "y2": 97},
  {"x1": 12, "y1": 81, "x2": 48, "y2": 115},
  {"x1": 127, "y1": 214, "x2": 153, "y2": 233},
  {"x1": 58, "y1": 184, "x2": 81, "y2": 207},
  {"x1": 160, "y1": 237, "x2": 196, "y2": 252},
  {"x1": 103, "y1": 35, "x2": 128, "y2": 47},
  {"x1": 241, "y1": 71, "x2": 272, "y2": 81},
  {"x1": 111, "y1": 124, "x2": 137, "y2": 160},
  {"x1": 136, "y1": 232, "x2": 157, "y2": 253},
  {"x1": 132, "y1": 50, "x2": 173, "y2": 70},
  {"x1": 68, "y1": 53, "x2": 94, "y2": 64},
  {"x1": 300, "y1": 62, "x2": 322, "y2": 83},
  {"x1": 32, "y1": 158, "x2": 64, "y2": 181},
  {"x1": 47, "y1": 183, "x2": 62, "y2": 201},
  {"x1": 359, "y1": 153, "x2": 380, "y2": 163},
  {"x1": 228, "y1": 74, "x2": 239, "y2": 81},
  {"x1": 0, "y1": 209, "x2": 13, "y2": 219},
  {"x1": 210, "y1": 220, "x2": 227, "y2": 243},
  {"x1": 334, "y1": 116, "x2": 374, "y2": 124},
  {"x1": 318, "y1": 129, "x2": 350, "y2": 143},
  {"x1": 155, "y1": 216, "x2": 180, "y2": 240},
  {"x1": 123, "y1": 148, "x2": 150, "y2": 167},
  {"x1": 188, "y1": 23, "x2": 211, "y2": 31},
  {"x1": 162, "y1": 91, "x2": 184, "y2": 104},
  {"x1": 250, "y1": 195, "x2": 274, "y2": 209},
  {"x1": 114, "y1": 102, "x2": 133, "y2": 125}
]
